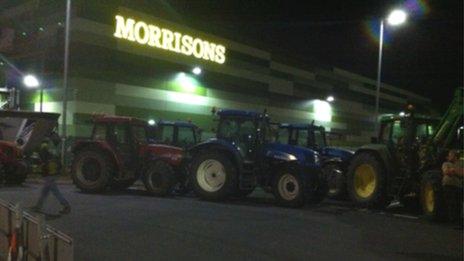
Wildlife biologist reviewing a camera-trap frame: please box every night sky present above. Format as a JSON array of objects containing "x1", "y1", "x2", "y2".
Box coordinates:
[{"x1": 159, "y1": 0, "x2": 463, "y2": 112}]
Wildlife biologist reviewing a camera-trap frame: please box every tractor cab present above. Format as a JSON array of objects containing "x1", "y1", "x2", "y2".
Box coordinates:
[
  {"x1": 378, "y1": 114, "x2": 438, "y2": 149},
  {"x1": 215, "y1": 109, "x2": 272, "y2": 160},
  {"x1": 277, "y1": 123, "x2": 327, "y2": 151},
  {"x1": 90, "y1": 115, "x2": 148, "y2": 172},
  {"x1": 148, "y1": 120, "x2": 200, "y2": 148}
]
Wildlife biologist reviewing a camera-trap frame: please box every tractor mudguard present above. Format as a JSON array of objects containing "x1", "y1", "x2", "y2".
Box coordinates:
[{"x1": 188, "y1": 138, "x2": 244, "y2": 172}]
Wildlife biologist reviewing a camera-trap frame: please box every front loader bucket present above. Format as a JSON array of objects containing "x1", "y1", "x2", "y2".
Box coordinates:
[{"x1": 0, "y1": 111, "x2": 60, "y2": 153}]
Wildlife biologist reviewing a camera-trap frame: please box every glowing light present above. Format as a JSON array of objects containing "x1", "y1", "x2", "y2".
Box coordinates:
[
  {"x1": 326, "y1": 96, "x2": 335, "y2": 102},
  {"x1": 167, "y1": 92, "x2": 208, "y2": 106},
  {"x1": 387, "y1": 10, "x2": 407, "y2": 26},
  {"x1": 148, "y1": 119, "x2": 156, "y2": 126},
  {"x1": 176, "y1": 73, "x2": 197, "y2": 93},
  {"x1": 312, "y1": 100, "x2": 332, "y2": 122},
  {"x1": 113, "y1": 15, "x2": 226, "y2": 64},
  {"x1": 192, "y1": 67, "x2": 202, "y2": 75},
  {"x1": 399, "y1": 111, "x2": 405, "y2": 116},
  {"x1": 23, "y1": 75, "x2": 40, "y2": 88}
]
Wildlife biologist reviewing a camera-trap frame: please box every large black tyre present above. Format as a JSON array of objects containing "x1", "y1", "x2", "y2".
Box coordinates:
[
  {"x1": 191, "y1": 152, "x2": 237, "y2": 201},
  {"x1": 111, "y1": 179, "x2": 136, "y2": 190},
  {"x1": 273, "y1": 167, "x2": 306, "y2": 208},
  {"x1": 5, "y1": 161, "x2": 28, "y2": 185},
  {"x1": 347, "y1": 153, "x2": 387, "y2": 208},
  {"x1": 323, "y1": 163, "x2": 346, "y2": 200},
  {"x1": 72, "y1": 150, "x2": 114, "y2": 193},
  {"x1": 420, "y1": 170, "x2": 446, "y2": 221},
  {"x1": 143, "y1": 160, "x2": 176, "y2": 196}
]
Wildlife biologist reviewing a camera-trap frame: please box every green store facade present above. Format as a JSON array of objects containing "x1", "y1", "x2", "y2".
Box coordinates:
[{"x1": 1, "y1": 1, "x2": 430, "y2": 146}]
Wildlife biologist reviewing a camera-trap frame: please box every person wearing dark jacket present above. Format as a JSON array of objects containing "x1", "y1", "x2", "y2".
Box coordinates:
[{"x1": 32, "y1": 135, "x2": 70, "y2": 214}]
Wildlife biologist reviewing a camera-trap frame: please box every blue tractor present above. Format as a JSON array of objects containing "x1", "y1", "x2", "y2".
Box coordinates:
[
  {"x1": 188, "y1": 109, "x2": 326, "y2": 208},
  {"x1": 277, "y1": 123, "x2": 354, "y2": 199}
]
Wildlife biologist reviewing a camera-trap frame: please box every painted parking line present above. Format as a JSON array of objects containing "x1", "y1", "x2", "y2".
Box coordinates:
[{"x1": 392, "y1": 214, "x2": 419, "y2": 219}]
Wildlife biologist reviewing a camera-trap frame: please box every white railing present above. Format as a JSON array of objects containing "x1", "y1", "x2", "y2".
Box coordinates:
[{"x1": 0, "y1": 199, "x2": 73, "y2": 261}]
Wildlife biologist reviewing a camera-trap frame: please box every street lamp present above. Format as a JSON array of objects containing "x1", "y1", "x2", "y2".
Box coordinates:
[
  {"x1": 192, "y1": 66, "x2": 202, "y2": 75},
  {"x1": 23, "y1": 74, "x2": 40, "y2": 88},
  {"x1": 374, "y1": 9, "x2": 407, "y2": 132}
]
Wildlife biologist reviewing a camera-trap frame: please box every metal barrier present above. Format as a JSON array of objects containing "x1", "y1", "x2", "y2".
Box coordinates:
[{"x1": 0, "y1": 199, "x2": 73, "y2": 261}]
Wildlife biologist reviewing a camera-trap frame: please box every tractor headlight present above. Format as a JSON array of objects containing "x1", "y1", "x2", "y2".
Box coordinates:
[
  {"x1": 313, "y1": 154, "x2": 320, "y2": 165},
  {"x1": 288, "y1": 154, "x2": 298, "y2": 161}
]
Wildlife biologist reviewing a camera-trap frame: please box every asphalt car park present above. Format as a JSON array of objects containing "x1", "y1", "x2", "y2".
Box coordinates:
[{"x1": 0, "y1": 181, "x2": 462, "y2": 261}]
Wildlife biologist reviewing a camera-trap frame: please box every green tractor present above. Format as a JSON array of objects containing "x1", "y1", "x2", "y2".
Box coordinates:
[{"x1": 346, "y1": 88, "x2": 463, "y2": 220}]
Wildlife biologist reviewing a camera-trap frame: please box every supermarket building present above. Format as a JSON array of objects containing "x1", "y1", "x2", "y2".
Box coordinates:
[{"x1": 0, "y1": 2, "x2": 430, "y2": 145}]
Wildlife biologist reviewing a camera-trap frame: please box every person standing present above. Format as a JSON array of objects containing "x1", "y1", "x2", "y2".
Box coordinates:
[
  {"x1": 33, "y1": 135, "x2": 70, "y2": 214},
  {"x1": 442, "y1": 150, "x2": 463, "y2": 225}
]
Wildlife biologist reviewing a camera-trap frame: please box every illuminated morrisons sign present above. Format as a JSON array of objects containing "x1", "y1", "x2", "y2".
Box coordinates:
[{"x1": 114, "y1": 15, "x2": 226, "y2": 64}]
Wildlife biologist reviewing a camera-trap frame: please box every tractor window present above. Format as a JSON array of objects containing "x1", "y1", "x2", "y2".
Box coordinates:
[
  {"x1": 296, "y1": 130, "x2": 308, "y2": 147},
  {"x1": 113, "y1": 125, "x2": 128, "y2": 144},
  {"x1": 391, "y1": 120, "x2": 405, "y2": 144},
  {"x1": 277, "y1": 128, "x2": 290, "y2": 144},
  {"x1": 380, "y1": 122, "x2": 392, "y2": 142},
  {"x1": 93, "y1": 124, "x2": 107, "y2": 140},
  {"x1": 314, "y1": 129, "x2": 326, "y2": 148},
  {"x1": 132, "y1": 126, "x2": 147, "y2": 144},
  {"x1": 239, "y1": 121, "x2": 256, "y2": 142},
  {"x1": 160, "y1": 125, "x2": 174, "y2": 144},
  {"x1": 178, "y1": 126, "x2": 196, "y2": 147},
  {"x1": 416, "y1": 123, "x2": 429, "y2": 140},
  {"x1": 218, "y1": 119, "x2": 239, "y2": 139}
]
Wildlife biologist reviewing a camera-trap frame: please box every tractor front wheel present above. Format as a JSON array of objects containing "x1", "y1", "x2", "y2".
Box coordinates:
[
  {"x1": 72, "y1": 150, "x2": 113, "y2": 193},
  {"x1": 191, "y1": 152, "x2": 237, "y2": 201},
  {"x1": 420, "y1": 170, "x2": 446, "y2": 221},
  {"x1": 273, "y1": 167, "x2": 305, "y2": 208},
  {"x1": 143, "y1": 160, "x2": 176, "y2": 196}
]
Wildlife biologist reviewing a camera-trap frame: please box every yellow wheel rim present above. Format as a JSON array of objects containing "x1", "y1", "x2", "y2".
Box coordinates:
[
  {"x1": 354, "y1": 164, "x2": 377, "y2": 198},
  {"x1": 423, "y1": 183, "x2": 435, "y2": 213}
]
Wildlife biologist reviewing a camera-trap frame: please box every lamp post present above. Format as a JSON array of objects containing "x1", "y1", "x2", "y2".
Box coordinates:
[
  {"x1": 374, "y1": 9, "x2": 407, "y2": 131},
  {"x1": 61, "y1": 0, "x2": 71, "y2": 172}
]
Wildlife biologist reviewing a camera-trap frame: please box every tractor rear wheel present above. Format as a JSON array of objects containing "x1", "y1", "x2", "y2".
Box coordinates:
[
  {"x1": 323, "y1": 163, "x2": 346, "y2": 200},
  {"x1": 347, "y1": 153, "x2": 387, "y2": 208},
  {"x1": 143, "y1": 160, "x2": 176, "y2": 196},
  {"x1": 420, "y1": 170, "x2": 446, "y2": 221},
  {"x1": 191, "y1": 152, "x2": 237, "y2": 201},
  {"x1": 273, "y1": 167, "x2": 306, "y2": 208},
  {"x1": 72, "y1": 150, "x2": 113, "y2": 193}
]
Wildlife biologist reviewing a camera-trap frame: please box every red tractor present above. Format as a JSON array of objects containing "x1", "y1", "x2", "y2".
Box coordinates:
[
  {"x1": 0, "y1": 111, "x2": 60, "y2": 185},
  {"x1": 71, "y1": 115, "x2": 187, "y2": 195}
]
